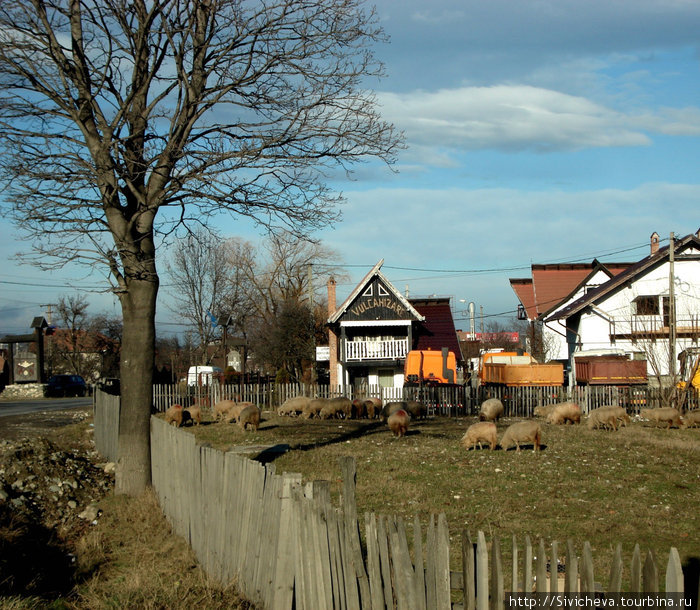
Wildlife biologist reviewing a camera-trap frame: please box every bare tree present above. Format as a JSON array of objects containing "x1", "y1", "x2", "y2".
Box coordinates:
[
  {"x1": 55, "y1": 295, "x2": 90, "y2": 377},
  {"x1": 0, "y1": 0, "x2": 402, "y2": 495},
  {"x1": 165, "y1": 228, "x2": 233, "y2": 364}
]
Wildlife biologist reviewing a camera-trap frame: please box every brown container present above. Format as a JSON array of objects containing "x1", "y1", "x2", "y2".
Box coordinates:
[
  {"x1": 575, "y1": 357, "x2": 647, "y2": 385},
  {"x1": 482, "y1": 362, "x2": 564, "y2": 386}
]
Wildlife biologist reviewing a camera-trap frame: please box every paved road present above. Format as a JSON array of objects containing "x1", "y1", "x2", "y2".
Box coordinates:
[{"x1": 0, "y1": 397, "x2": 93, "y2": 417}]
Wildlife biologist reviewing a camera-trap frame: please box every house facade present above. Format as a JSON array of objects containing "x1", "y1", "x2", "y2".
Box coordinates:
[
  {"x1": 326, "y1": 260, "x2": 462, "y2": 391},
  {"x1": 512, "y1": 230, "x2": 700, "y2": 385}
]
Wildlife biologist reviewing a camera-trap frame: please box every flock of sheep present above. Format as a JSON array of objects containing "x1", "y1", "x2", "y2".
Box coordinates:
[{"x1": 161, "y1": 393, "x2": 700, "y2": 451}]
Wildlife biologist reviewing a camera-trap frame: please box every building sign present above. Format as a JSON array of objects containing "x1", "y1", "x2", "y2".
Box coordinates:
[
  {"x1": 316, "y1": 346, "x2": 330, "y2": 361},
  {"x1": 343, "y1": 279, "x2": 412, "y2": 322}
]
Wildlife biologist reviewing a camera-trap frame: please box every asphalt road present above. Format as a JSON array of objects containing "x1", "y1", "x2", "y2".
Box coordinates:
[{"x1": 0, "y1": 396, "x2": 93, "y2": 418}]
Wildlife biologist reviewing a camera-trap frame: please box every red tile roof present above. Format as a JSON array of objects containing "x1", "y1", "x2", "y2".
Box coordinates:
[
  {"x1": 409, "y1": 298, "x2": 463, "y2": 360},
  {"x1": 511, "y1": 261, "x2": 633, "y2": 320}
]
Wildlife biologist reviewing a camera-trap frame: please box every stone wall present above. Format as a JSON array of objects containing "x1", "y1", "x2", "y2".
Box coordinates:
[{"x1": 0, "y1": 383, "x2": 47, "y2": 400}]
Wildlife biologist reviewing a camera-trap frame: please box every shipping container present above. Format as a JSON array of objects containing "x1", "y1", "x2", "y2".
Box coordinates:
[{"x1": 574, "y1": 356, "x2": 647, "y2": 385}]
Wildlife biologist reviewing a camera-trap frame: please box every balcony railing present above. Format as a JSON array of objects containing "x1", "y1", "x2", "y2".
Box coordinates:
[{"x1": 345, "y1": 339, "x2": 409, "y2": 361}]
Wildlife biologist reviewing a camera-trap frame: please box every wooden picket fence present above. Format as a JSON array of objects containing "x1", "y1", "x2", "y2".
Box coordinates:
[
  {"x1": 152, "y1": 382, "x2": 700, "y2": 417},
  {"x1": 147, "y1": 416, "x2": 693, "y2": 610}
]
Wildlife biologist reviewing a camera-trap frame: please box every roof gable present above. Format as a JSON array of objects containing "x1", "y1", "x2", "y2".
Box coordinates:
[
  {"x1": 410, "y1": 297, "x2": 463, "y2": 359},
  {"x1": 545, "y1": 232, "x2": 700, "y2": 321},
  {"x1": 328, "y1": 260, "x2": 424, "y2": 324}
]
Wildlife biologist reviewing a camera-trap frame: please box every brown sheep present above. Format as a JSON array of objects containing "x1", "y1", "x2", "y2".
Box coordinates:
[
  {"x1": 364, "y1": 400, "x2": 377, "y2": 420},
  {"x1": 387, "y1": 409, "x2": 410, "y2": 437},
  {"x1": 320, "y1": 401, "x2": 346, "y2": 419},
  {"x1": 164, "y1": 404, "x2": 185, "y2": 427},
  {"x1": 546, "y1": 402, "x2": 581, "y2": 425},
  {"x1": 479, "y1": 398, "x2": 504, "y2": 422},
  {"x1": 499, "y1": 421, "x2": 541, "y2": 452},
  {"x1": 640, "y1": 408, "x2": 683, "y2": 429},
  {"x1": 405, "y1": 400, "x2": 427, "y2": 420},
  {"x1": 586, "y1": 406, "x2": 619, "y2": 431},
  {"x1": 381, "y1": 401, "x2": 407, "y2": 421},
  {"x1": 238, "y1": 405, "x2": 261, "y2": 431},
  {"x1": 461, "y1": 422, "x2": 497, "y2": 451},
  {"x1": 278, "y1": 396, "x2": 309, "y2": 416},
  {"x1": 682, "y1": 410, "x2": 700, "y2": 428},
  {"x1": 533, "y1": 404, "x2": 557, "y2": 418},
  {"x1": 603, "y1": 405, "x2": 630, "y2": 429},
  {"x1": 351, "y1": 398, "x2": 367, "y2": 419}
]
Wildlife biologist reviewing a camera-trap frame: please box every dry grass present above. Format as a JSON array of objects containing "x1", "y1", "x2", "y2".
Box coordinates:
[
  {"x1": 68, "y1": 488, "x2": 255, "y2": 609},
  {"x1": 187, "y1": 409, "x2": 700, "y2": 588}
]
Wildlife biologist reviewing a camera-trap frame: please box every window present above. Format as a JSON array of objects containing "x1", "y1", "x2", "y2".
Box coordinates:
[
  {"x1": 634, "y1": 296, "x2": 658, "y2": 316},
  {"x1": 362, "y1": 285, "x2": 373, "y2": 297},
  {"x1": 377, "y1": 283, "x2": 389, "y2": 296}
]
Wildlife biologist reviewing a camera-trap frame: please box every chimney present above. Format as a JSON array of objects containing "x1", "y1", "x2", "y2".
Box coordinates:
[
  {"x1": 650, "y1": 232, "x2": 659, "y2": 254},
  {"x1": 327, "y1": 278, "x2": 338, "y2": 389}
]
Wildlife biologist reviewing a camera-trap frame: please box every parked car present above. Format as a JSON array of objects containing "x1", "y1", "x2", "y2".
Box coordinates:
[{"x1": 45, "y1": 374, "x2": 88, "y2": 398}]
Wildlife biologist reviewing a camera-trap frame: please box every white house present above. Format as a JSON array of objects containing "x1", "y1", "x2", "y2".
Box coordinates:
[{"x1": 543, "y1": 231, "x2": 700, "y2": 384}]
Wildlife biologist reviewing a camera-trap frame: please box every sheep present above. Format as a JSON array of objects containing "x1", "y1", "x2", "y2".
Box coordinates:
[
  {"x1": 320, "y1": 400, "x2": 346, "y2": 420},
  {"x1": 640, "y1": 408, "x2": 683, "y2": 429},
  {"x1": 533, "y1": 404, "x2": 557, "y2": 418},
  {"x1": 351, "y1": 398, "x2": 367, "y2": 419},
  {"x1": 364, "y1": 400, "x2": 378, "y2": 420},
  {"x1": 238, "y1": 405, "x2": 261, "y2": 431},
  {"x1": 278, "y1": 396, "x2": 309, "y2": 416},
  {"x1": 499, "y1": 421, "x2": 541, "y2": 452},
  {"x1": 381, "y1": 401, "x2": 407, "y2": 421},
  {"x1": 330, "y1": 396, "x2": 352, "y2": 419},
  {"x1": 461, "y1": 422, "x2": 497, "y2": 451},
  {"x1": 184, "y1": 405, "x2": 202, "y2": 426},
  {"x1": 603, "y1": 405, "x2": 630, "y2": 429},
  {"x1": 586, "y1": 406, "x2": 619, "y2": 431},
  {"x1": 682, "y1": 410, "x2": 700, "y2": 428},
  {"x1": 224, "y1": 401, "x2": 255, "y2": 424},
  {"x1": 164, "y1": 404, "x2": 185, "y2": 427},
  {"x1": 302, "y1": 398, "x2": 328, "y2": 419},
  {"x1": 213, "y1": 399, "x2": 237, "y2": 422},
  {"x1": 405, "y1": 400, "x2": 427, "y2": 420},
  {"x1": 479, "y1": 398, "x2": 504, "y2": 422},
  {"x1": 546, "y1": 402, "x2": 582, "y2": 425},
  {"x1": 387, "y1": 409, "x2": 410, "y2": 437}
]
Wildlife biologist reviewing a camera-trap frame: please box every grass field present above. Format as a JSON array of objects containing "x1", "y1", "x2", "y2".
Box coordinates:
[{"x1": 188, "y1": 410, "x2": 700, "y2": 589}]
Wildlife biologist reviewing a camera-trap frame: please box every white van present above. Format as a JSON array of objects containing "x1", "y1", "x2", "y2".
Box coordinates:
[{"x1": 187, "y1": 365, "x2": 223, "y2": 386}]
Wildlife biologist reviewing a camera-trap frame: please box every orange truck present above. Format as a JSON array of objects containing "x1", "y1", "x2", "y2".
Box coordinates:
[{"x1": 404, "y1": 348, "x2": 457, "y2": 385}]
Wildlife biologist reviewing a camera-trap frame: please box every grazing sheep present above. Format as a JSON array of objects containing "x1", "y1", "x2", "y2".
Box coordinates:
[
  {"x1": 330, "y1": 396, "x2": 352, "y2": 419},
  {"x1": 479, "y1": 398, "x2": 504, "y2": 422},
  {"x1": 461, "y1": 422, "x2": 497, "y2": 451},
  {"x1": 320, "y1": 400, "x2": 346, "y2": 420},
  {"x1": 184, "y1": 405, "x2": 202, "y2": 426},
  {"x1": 387, "y1": 409, "x2": 410, "y2": 437},
  {"x1": 640, "y1": 408, "x2": 683, "y2": 429},
  {"x1": 499, "y1": 421, "x2": 541, "y2": 452},
  {"x1": 586, "y1": 406, "x2": 619, "y2": 431},
  {"x1": 405, "y1": 400, "x2": 427, "y2": 420},
  {"x1": 278, "y1": 396, "x2": 309, "y2": 416},
  {"x1": 164, "y1": 404, "x2": 185, "y2": 427},
  {"x1": 302, "y1": 398, "x2": 328, "y2": 419},
  {"x1": 364, "y1": 400, "x2": 378, "y2": 420},
  {"x1": 603, "y1": 405, "x2": 630, "y2": 429},
  {"x1": 351, "y1": 398, "x2": 367, "y2": 419},
  {"x1": 213, "y1": 399, "x2": 237, "y2": 422},
  {"x1": 224, "y1": 401, "x2": 255, "y2": 424},
  {"x1": 533, "y1": 404, "x2": 557, "y2": 418},
  {"x1": 682, "y1": 410, "x2": 700, "y2": 428},
  {"x1": 381, "y1": 401, "x2": 407, "y2": 421},
  {"x1": 238, "y1": 405, "x2": 261, "y2": 431},
  {"x1": 546, "y1": 402, "x2": 582, "y2": 425}
]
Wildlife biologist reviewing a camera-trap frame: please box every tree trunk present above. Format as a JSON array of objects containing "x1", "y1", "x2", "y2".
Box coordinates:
[{"x1": 115, "y1": 278, "x2": 158, "y2": 495}]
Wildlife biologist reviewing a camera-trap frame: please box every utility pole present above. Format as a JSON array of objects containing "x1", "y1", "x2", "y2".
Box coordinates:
[
  {"x1": 308, "y1": 263, "x2": 316, "y2": 386},
  {"x1": 669, "y1": 232, "x2": 676, "y2": 380}
]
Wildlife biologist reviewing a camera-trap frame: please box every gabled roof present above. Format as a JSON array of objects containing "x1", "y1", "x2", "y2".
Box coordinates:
[
  {"x1": 546, "y1": 232, "x2": 700, "y2": 322},
  {"x1": 409, "y1": 297, "x2": 463, "y2": 359},
  {"x1": 328, "y1": 259, "x2": 424, "y2": 324},
  {"x1": 510, "y1": 261, "x2": 633, "y2": 320}
]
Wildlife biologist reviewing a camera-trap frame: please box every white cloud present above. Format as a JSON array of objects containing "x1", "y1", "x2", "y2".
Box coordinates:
[{"x1": 377, "y1": 85, "x2": 700, "y2": 157}]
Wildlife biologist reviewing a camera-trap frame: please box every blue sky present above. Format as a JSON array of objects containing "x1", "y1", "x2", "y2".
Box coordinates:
[{"x1": 1, "y1": 0, "x2": 699, "y2": 336}]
